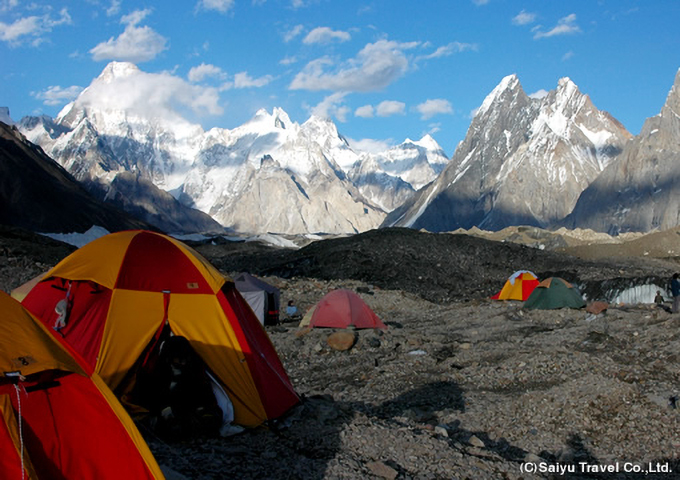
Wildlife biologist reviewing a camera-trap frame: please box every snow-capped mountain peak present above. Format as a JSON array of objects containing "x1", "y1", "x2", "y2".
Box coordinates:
[
  {"x1": 412, "y1": 134, "x2": 438, "y2": 150},
  {"x1": 557, "y1": 76, "x2": 577, "y2": 91},
  {"x1": 476, "y1": 73, "x2": 521, "y2": 117},
  {"x1": 385, "y1": 73, "x2": 631, "y2": 232},
  {"x1": 96, "y1": 61, "x2": 140, "y2": 83},
  {"x1": 239, "y1": 109, "x2": 294, "y2": 142},
  {"x1": 249, "y1": 107, "x2": 293, "y2": 131},
  {"x1": 349, "y1": 134, "x2": 450, "y2": 205},
  {"x1": 302, "y1": 114, "x2": 344, "y2": 139}
]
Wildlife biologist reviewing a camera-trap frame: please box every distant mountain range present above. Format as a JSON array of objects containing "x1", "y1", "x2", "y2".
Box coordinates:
[
  {"x1": 16, "y1": 62, "x2": 447, "y2": 236},
  {"x1": 5, "y1": 63, "x2": 680, "y2": 236}
]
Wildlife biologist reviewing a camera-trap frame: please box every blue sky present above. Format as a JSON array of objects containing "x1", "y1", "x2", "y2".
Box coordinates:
[{"x1": 1, "y1": 0, "x2": 679, "y2": 156}]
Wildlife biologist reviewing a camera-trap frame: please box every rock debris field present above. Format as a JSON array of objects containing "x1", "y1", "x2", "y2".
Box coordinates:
[{"x1": 2, "y1": 226, "x2": 680, "y2": 479}]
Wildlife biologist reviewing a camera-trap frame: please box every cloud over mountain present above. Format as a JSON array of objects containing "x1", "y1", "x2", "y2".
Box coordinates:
[
  {"x1": 290, "y1": 39, "x2": 417, "y2": 92},
  {"x1": 89, "y1": 9, "x2": 167, "y2": 63}
]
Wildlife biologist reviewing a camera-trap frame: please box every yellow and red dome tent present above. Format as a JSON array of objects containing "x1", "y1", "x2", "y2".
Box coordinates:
[
  {"x1": 0, "y1": 291, "x2": 164, "y2": 480},
  {"x1": 491, "y1": 270, "x2": 540, "y2": 301},
  {"x1": 0, "y1": 394, "x2": 38, "y2": 480},
  {"x1": 21, "y1": 230, "x2": 299, "y2": 428}
]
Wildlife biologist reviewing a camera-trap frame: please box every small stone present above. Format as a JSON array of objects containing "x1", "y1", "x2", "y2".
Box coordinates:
[
  {"x1": 586, "y1": 301, "x2": 609, "y2": 315},
  {"x1": 469, "y1": 435, "x2": 485, "y2": 448},
  {"x1": 366, "y1": 461, "x2": 398, "y2": 480},
  {"x1": 327, "y1": 330, "x2": 356, "y2": 351}
]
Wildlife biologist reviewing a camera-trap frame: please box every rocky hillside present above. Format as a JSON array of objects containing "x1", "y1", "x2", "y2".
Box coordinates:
[
  {"x1": 0, "y1": 122, "x2": 151, "y2": 234},
  {"x1": 564, "y1": 68, "x2": 680, "y2": 234},
  {"x1": 191, "y1": 227, "x2": 678, "y2": 305}
]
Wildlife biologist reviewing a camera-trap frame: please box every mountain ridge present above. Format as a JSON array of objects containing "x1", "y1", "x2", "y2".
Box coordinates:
[
  {"x1": 10, "y1": 63, "x2": 680, "y2": 237},
  {"x1": 18, "y1": 62, "x2": 450, "y2": 235},
  {"x1": 384, "y1": 73, "x2": 632, "y2": 232}
]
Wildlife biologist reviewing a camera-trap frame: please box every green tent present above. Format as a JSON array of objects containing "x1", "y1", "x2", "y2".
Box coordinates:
[{"x1": 523, "y1": 277, "x2": 586, "y2": 310}]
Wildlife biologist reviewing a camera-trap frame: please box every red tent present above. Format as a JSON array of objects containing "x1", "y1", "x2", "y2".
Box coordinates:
[
  {"x1": 303, "y1": 289, "x2": 387, "y2": 329},
  {"x1": 0, "y1": 291, "x2": 164, "y2": 479}
]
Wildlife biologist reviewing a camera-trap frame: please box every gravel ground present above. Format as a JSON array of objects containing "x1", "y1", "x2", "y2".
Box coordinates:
[
  {"x1": 143, "y1": 276, "x2": 680, "y2": 480},
  {"x1": 2, "y1": 226, "x2": 680, "y2": 479}
]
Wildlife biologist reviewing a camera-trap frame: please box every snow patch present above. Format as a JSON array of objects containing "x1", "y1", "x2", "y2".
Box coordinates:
[
  {"x1": 579, "y1": 124, "x2": 613, "y2": 151},
  {"x1": 40, "y1": 225, "x2": 110, "y2": 248},
  {"x1": 245, "y1": 234, "x2": 301, "y2": 249}
]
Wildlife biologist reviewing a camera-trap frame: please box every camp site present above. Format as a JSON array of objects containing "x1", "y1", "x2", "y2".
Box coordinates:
[
  {"x1": 2, "y1": 226, "x2": 680, "y2": 478},
  {"x1": 4, "y1": 1, "x2": 680, "y2": 476}
]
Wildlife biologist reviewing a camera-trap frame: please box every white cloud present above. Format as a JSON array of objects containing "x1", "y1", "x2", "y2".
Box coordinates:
[
  {"x1": 528, "y1": 89, "x2": 549, "y2": 99},
  {"x1": 347, "y1": 137, "x2": 394, "y2": 154},
  {"x1": 290, "y1": 39, "x2": 418, "y2": 92},
  {"x1": 534, "y1": 14, "x2": 581, "y2": 39},
  {"x1": 46, "y1": 8, "x2": 72, "y2": 27},
  {"x1": 303, "y1": 26, "x2": 351, "y2": 45},
  {"x1": 512, "y1": 10, "x2": 536, "y2": 26},
  {"x1": 424, "y1": 123, "x2": 442, "y2": 136},
  {"x1": 77, "y1": 67, "x2": 223, "y2": 121},
  {"x1": 90, "y1": 10, "x2": 168, "y2": 63},
  {"x1": 106, "y1": 1, "x2": 121, "y2": 17},
  {"x1": 419, "y1": 41, "x2": 478, "y2": 60},
  {"x1": 0, "y1": 16, "x2": 41, "y2": 43},
  {"x1": 416, "y1": 99, "x2": 453, "y2": 120},
  {"x1": 310, "y1": 92, "x2": 349, "y2": 122},
  {"x1": 33, "y1": 85, "x2": 83, "y2": 106},
  {"x1": 354, "y1": 105, "x2": 374, "y2": 118},
  {"x1": 279, "y1": 55, "x2": 297, "y2": 65},
  {"x1": 376, "y1": 100, "x2": 405, "y2": 117},
  {"x1": 233, "y1": 71, "x2": 274, "y2": 88},
  {"x1": 197, "y1": 0, "x2": 235, "y2": 14},
  {"x1": 291, "y1": 0, "x2": 313, "y2": 8},
  {"x1": 0, "y1": 7, "x2": 71, "y2": 46},
  {"x1": 284, "y1": 24, "x2": 304, "y2": 42},
  {"x1": 0, "y1": 0, "x2": 19, "y2": 13},
  {"x1": 472, "y1": 0, "x2": 489, "y2": 5},
  {"x1": 120, "y1": 8, "x2": 150, "y2": 26},
  {"x1": 188, "y1": 63, "x2": 226, "y2": 82},
  {"x1": 562, "y1": 50, "x2": 575, "y2": 61}
]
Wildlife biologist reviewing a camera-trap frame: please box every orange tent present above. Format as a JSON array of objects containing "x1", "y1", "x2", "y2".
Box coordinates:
[
  {"x1": 491, "y1": 270, "x2": 540, "y2": 301},
  {"x1": 21, "y1": 230, "x2": 299, "y2": 427},
  {"x1": 301, "y1": 289, "x2": 387, "y2": 329},
  {"x1": 0, "y1": 291, "x2": 164, "y2": 479}
]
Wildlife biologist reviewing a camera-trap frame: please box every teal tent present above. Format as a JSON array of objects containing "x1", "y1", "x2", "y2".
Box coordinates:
[{"x1": 524, "y1": 277, "x2": 586, "y2": 310}]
